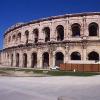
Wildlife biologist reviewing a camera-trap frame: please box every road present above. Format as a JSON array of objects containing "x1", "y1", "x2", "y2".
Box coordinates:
[{"x1": 0, "y1": 76, "x2": 100, "y2": 100}]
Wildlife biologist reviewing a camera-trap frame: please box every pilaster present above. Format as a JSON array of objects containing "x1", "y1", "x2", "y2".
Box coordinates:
[
  {"x1": 38, "y1": 25, "x2": 44, "y2": 43},
  {"x1": 50, "y1": 22, "x2": 56, "y2": 42}
]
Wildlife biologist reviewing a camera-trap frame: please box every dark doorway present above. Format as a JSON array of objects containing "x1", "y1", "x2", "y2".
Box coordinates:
[
  {"x1": 89, "y1": 22, "x2": 98, "y2": 36},
  {"x1": 25, "y1": 30, "x2": 29, "y2": 44},
  {"x1": 56, "y1": 25, "x2": 64, "y2": 41},
  {"x1": 16, "y1": 53, "x2": 19, "y2": 67},
  {"x1": 88, "y1": 51, "x2": 99, "y2": 61},
  {"x1": 31, "y1": 53, "x2": 37, "y2": 68},
  {"x1": 17, "y1": 33, "x2": 21, "y2": 41},
  {"x1": 43, "y1": 27, "x2": 50, "y2": 42},
  {"x1": 11, "y1": 54, "x2": 13, "y2": 66},
  {"x1": 23, "y1": 53, "x2": 27, "y2": 68},
  {"x1": 33, "y1": 29, "x2": 38, "y2": 43},
  {"x1": 71, "y1": 52, "x2": 81, "y2": 60},
  {"x1": 72, "y1": 23, "x2": 80, "y2": 37},
  {"x1": 55, "y1": 52, "x2": 64, "y2": 66},
  {"x1": 43, "y1": 52, "x2": 49, "y2": 68}
]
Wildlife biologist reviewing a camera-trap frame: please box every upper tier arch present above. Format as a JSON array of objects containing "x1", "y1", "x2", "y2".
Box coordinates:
[{"x1": 3, "y1": 12, "x2": 100, "y2": 49}]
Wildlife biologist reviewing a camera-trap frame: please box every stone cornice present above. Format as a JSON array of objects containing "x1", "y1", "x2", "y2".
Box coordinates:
[
  {"x1": 4, "y1": 12, "x2": 100, "y2": 37},
  {"x1": 2, "y1": 39, "x2": 100, "y2": 52}
]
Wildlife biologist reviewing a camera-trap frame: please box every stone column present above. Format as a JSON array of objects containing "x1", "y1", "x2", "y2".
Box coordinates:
[
  {"x1": 82, "y1": 43, "x2": 87, "y2": 63},
  {"x1": 13, "y1": 50, "x2": 16, "y2": 67},
  {"x1": 83, "y1": 49, "x2": 87, "y2": 62},
  {"x1": 6, "y1": 53, "x2": 8, "y2": 66},
  {"x1": 98, "y1": 16, "x2": 100, "y2": 37},
  {"x1": 52, "y1": 51, "x2": 55, "y2": 67},
  {"x1": 67, "y1": 20, "x2": 72, "y2": 39},
  {"x1": 80, "y1": 18, "x2": 84, "y2": 37},
  {"x1": 28, "y1": 29, "x2": 33, "y2": 44},
  {"x1": 83, "y1": 17, "x2": 88, "y2": 37},
  {"x1": 6, "y1": 53, "x2": 9, "y2": 66},
  {"x1": 4, "y1": 52, "x2": 6, "y2": 66},
  {"x1": 21, "y1": 33, "x2": 26, "y2": 45},
  {"x1": 6, "y1": 52, "x2": 8, "y2": 66},
  {"x1": 65, "y1": 50, "x2": 68, "y2": 63},
  {"x1": 65, "y1": 44, "x2": 70, "y2": 63},
  {"x1": 9, "y1": 54, "x2": 11, "y2": 67},
  {"x1": 15, "y1": 36, "x2": 18, "y2": 47},
  {"x1": 37, "y1": 50, "x2": 42, "y2": 69},
  {"x1": 19, "y1": 50, "x2": 23, "y2": 68},
  {"x1": 27, "y1": 51, "x2": 31, "y2": 68},
  {"x1": 3, "y1": 52, "x2": 6, "y2": 66},
  {"x1": 64, "y1": 18, "x2": 69, "y2": 40},
  {"x1": 38, "y1": 25, "x2": 44, "y2": 43},
  {"x1": 0, "y1": 53, "x2": 2, "y2": 65},
  {"x1": 49, "y1": 48, "x2": 54, "y2": 68},
  {"x1": 32, "y1": 32, "x2": 34, "y2": 43},
  {"x1": 21, "y1": 27, "x2": 26, "y2": 44},
  {"x1": 50, "y1": 22, "x2": 56, "y2": 42}
]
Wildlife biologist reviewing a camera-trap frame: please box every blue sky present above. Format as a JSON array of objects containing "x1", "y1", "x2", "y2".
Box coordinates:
[{"x1": 0, "y1": 0, "x2": 100, "y2": 49}]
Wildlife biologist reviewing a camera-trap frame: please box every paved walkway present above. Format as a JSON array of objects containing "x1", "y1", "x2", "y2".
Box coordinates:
[{"x1": 0, "y1": 76, "x2": 100, "y2": 100}]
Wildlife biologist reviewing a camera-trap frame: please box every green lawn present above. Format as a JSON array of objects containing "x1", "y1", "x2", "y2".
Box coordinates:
[
  {"x1": 47, "y1": 71, "x2": 100, "y2": 76},
  {"x1": 0, "y1": 67, "x2": 100, "y2": 76}
]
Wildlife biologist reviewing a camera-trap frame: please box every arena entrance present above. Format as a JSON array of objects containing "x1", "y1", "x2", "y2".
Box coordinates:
[
  {"x1": 23, "y1": 53, "x2": 27, "y2": 68},
  {"x1": 89, "y1": 22, "x2": 98, "y2": 36},
  {"x1": 57, "y1": 25, "x2": 64, "y2": 41},
  {"x1": 43, "y1": 27, "x2": 50, "y2": 42},
  {"x1": 71, "y1": 52, "x2": 81, "y2": 60},
  {"x1": 42, "y1": 52, "x2": 49, "y2": 68},
  {"x1": 31, "y1": 53, "x2": 37, "y2": 68},
  {"x1": 16, "y1": 53, "x2": 19, "y2": 67},
  {"x1": 88, "y1": 51, "x2": 99, "y2": 61},
  {"x1": 11, "y1": 54, "x2": 13, "y2": 66},
  {"x1": 33, "y1": 29, "x2": 39, "y2": 43},
  {"x1": 55, "y1": 52, "x2": 64, "y2": 66},
  {"x1": 72, "y1": 23, "x2": 80, "y2": 37},
  {"x1": 25, "y1": 30, "x2": 29, "y2": 44}
]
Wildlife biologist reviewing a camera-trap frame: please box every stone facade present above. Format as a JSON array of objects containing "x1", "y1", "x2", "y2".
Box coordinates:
[{"x1": 1, "y1": 12, "x2": 100, "y2": 69}]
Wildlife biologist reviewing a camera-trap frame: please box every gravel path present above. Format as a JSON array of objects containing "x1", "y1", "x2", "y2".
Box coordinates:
[{"x1": 0, "y1": 76, "x2": 100, "y2": 100}]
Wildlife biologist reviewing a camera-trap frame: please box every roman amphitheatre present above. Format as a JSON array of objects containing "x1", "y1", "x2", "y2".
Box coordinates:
[{"x1": 0, "y1": 12, "x2": 100, "y2": 72}]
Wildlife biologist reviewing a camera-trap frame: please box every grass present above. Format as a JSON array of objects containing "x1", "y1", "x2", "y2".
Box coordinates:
[
  {"x1": 0, "y1": 67, "x2": 100, "y2": 76},
  {"x1": 47, "y1": 71, "x2": 100, "y2": 76}
]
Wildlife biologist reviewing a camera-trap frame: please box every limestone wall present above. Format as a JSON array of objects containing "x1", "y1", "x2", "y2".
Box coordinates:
[{"x1": 1, "y1": 12, "x2": 100, "y2": 69}]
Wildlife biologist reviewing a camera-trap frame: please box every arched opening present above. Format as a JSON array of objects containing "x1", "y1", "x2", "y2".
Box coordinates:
[
  {"x1": 11, "y1": 54, "x2": 13, "y2": 66},
  {"x1": 88, "y1": 51, "x2": 99, "y2": 61},
  {"x1": 17, "y1": 33, "x2": 21, "y2": 42},
  {"x1": 23, "y1": 53, "x2": 27, "y2": 68},
  {"x1": 7, "y1": 54, "x2": 9, "y2": 59},
  {"x1": 89, "y1": 22, "x2": 99, "y2": 36},
  {"x1": 71, "y1": 52, "x2": 81, "y2": 60},
  {"x1": 55, "y1": 52, "x2": 64, "y2": 66},
  {"x1": 16, "y1": 53, "x2": 19, "y2": 67},
  {"x1": 8, "y1": 36, "x2": 11, "y2": 43},
  {"x1": 72, "y1": 23, "x2": 80, "y2": 37},
  {"x1": 56, "y1": 25, "x2": 64, "y2": 41},
  {"x1": 12, "y1": 35, "x2": 16, "y2": 41},
  {"x1": 7, "y1": 54, "x2": 9, "y2": 65},
  {"x1": 31, "y1": 53, "x2": 37, "y2": 68},
  {"x1": 33, "y1": 29, "x2": 39, "y2": 43},
  {"x1": 42, "y1": 52, "x2": 49, "y2": 68},
  {"x1": 43, "y1": 27, "x2": 50, "y2": 42},
  {"x1": 25, "y1": 30, "x2": 29, "y2": 44}
]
